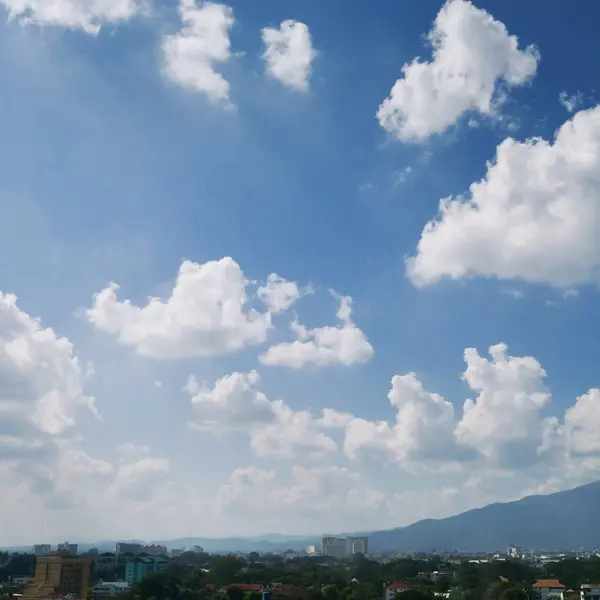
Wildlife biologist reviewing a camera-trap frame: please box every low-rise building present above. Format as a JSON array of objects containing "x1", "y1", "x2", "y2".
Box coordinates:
[
  {"x1": 385, "y1": 582, "x2": 409, "y2": 600},
  {"x1": 533, "y1": 579, "x2": 565, "y2": 600},
  {"x1": 581, "y1": 585, "x2": 600, "y2": 600}
]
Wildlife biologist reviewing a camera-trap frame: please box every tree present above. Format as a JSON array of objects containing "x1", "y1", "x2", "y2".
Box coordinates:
[
  {"x1": 211, "y1": 557, "x2": 245, "y2": 587},
  {"x1": 226, "y1": 587, "x2": 246, "y2": 600}
]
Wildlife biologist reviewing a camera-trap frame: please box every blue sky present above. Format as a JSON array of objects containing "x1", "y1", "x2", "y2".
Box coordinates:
[{"x1": 1, "y1": 0, "x2": 600, "y2": 546}]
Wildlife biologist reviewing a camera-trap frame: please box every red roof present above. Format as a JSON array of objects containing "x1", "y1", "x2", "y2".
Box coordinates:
[
  {"x1": 533, "y1": 581, "x2": 565, "y2": 589},
  {"x1": 387, "y1": 583, "x2": 410, "y2": 590},
  {"x1": 273, "y1": 585, "x2": 297, "y2": 591}
]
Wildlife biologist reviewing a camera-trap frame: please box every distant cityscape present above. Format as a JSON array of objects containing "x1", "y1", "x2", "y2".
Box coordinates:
[{"x1": 2, "y1": 538, "x2": 600, "y2": 600}]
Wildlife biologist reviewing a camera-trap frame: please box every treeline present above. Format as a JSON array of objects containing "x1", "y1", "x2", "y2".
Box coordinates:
[{"x1": 116, "y1": 554, "x2": 600, "y2": 600}]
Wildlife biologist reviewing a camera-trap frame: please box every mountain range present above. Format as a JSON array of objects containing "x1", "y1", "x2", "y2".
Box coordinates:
[{"x1": 4, "y1": 480, "x2": 600, "y2": 553}]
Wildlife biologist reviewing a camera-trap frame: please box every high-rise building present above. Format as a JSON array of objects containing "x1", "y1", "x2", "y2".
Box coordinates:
[
  {"x1": 116, "y1": 542, "x2": 143, "y2": 556},
  {"x1": 57, "y1": 542, "x2": 78, "y2": 555},
  {"x1": 321, "y1": 536, "x2": 369, "y2": 558},
  {"x1": 322, "y1": 537, "x2": 347, "y2": 558},
  {"x1": 191, "y1": 546, "x2": 204, "y2": 554},
  {"x1": 24, "y1": 551, "x2": 92, "y2": 600},
  {"x1": 32, "y1": 545, "x2": 51, "y2": 558},
  {"x1": 171, "y1": 548, "x2": 184, "y2": 558},
  {"x1": 346, "y1": 537, "x2": 369, "y2": 555}
]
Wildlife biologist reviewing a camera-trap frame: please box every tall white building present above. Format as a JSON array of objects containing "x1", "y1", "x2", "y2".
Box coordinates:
[
  {"x1": 33, "y1": 545, "x2": 51, "y2": 557},
  {"x1": 346, "y1": 537, "x2": 369, "y2": 555},
  {"x1": 321, "y1": 536, "x2": 369, "y2": 558},
  {"x1": 57, "y1": 542, "x2": 78, "y2": 555}
]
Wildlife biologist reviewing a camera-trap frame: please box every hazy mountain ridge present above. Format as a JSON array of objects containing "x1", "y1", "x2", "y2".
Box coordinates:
[
  {"x1": 368, "y1": 479, "x2": 600, "y2": 552},
  {"x1": 3, "y1": 481, "x2": 600, "y2": 553}
]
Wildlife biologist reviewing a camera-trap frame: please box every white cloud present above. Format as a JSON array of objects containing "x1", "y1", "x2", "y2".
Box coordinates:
[
  {"x1": 163, "y1": 0, "x2": 234, "y2": 103},
  {"x1": 455, "y1": 344, "x2": 553, "y2": 468},
  {"x1": 0, "y1": 292, "x2": 110, "y2": 509},
  {"x1": 187, "y1": 370, "x2": 277, "y2": 432},
  {"x1": 0, "y1": 292, "x2": 97, "y2": 441},
  {"x1": 262, "y1": 20, "x2": 316, "y2": 92},
  {"x1": 0, "y1": 0, "x2": 142, "y2": 33},
  {"x1": 260, "y1": 295, "x2": 374, "y2": 368},
  {"x1": 87, "y1": 258, "x2": 272, "y2": 359},
  {"x1": 559, "y1": 90, "x2": 584, "y2": 113},
  {"x1": 257, "y1": 273, "x2": 301, "y2": 315},
  {"x1": 328, "y1": 373, "x2": 464, "y2": 469},
  {"x1": 108, "y1": 456, "x2": 170, "y2": 502},
  {"x1": 407, "y1": 106, "x2": 600, "y2": 288},
  {"x1": 564, "y1": 389, "x2": 600, "y2": 456},
  {"x1": 323, "y1": 343, "x2": 595, "y2": 475},
  {"x1": 187, "y1": 370, "x2": 336, "y2": 459},
  {"x1": 377, "y1": 0, "x2": 538, "y2": 141}
]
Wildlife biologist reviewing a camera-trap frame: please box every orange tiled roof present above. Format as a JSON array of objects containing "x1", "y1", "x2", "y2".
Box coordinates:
[
  {"x1": 387, "y1": 583, "x2": 409, "y2": 590},
  {"x1": 533, "y1": 581, "x2": 565, "y2": 589}
]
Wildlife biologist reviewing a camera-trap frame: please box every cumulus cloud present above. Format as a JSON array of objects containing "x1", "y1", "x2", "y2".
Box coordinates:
[
  {"x1": 0, "y1": 0, "x2": 142, "y2": 33},
  {"x1": 163, "y1": 0, "x2": 234, "y2": 103},
  {"x1": 325, "y1": 373, "x2": 466, "y2": 470},
  {"x1": 455, "y1": 344, "x2": 553, "y2": 468},
  {"x1": 0, "y1": 292, "x2": 109, "y2": 508},
  {"x1": 257, "y1": 273, "x2": 301, "y2": 314},
  {"x1": 260, "y1": 295, "x2": 374, "y2": 368},
  {"x1": 187, "y1": 370, "x2": 336, "y2": 459},
  {"x1": 323, "y1": 343, "x2": 598, "y2": 476},
  {"x1": 377, "y1": 0, "x2": 538, "y2": 141},
  {"x1": 262, "y1": 20, "x2": 316, "y2": 92},
  {"x1": 407, "y1": 106, "x2": 600, "y2": 288},
  {"x1": 564, "y1": 389, "x2": 600, "y2": 456},
  {"x1": 87, "y1": 258, "x2": 272, "y2": 359}
]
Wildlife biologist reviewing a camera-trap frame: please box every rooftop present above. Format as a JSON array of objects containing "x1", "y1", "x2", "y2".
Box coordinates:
[{"x1": 533, "y1": 581, "x2": 565, "y2": 589}]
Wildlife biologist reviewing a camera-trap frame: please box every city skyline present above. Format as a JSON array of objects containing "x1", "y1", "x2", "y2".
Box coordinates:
[{"x1": 1, "y1": 0, "x2": 600, "y2": 544}]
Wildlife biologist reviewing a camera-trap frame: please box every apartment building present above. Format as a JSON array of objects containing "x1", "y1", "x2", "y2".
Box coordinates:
[
  {"x1": 24, "y1": 552, "x2": 92, "y2": 600},
  {"x1": 57, "y1": 543, "x2": 78, "y2": 556},
  {"x1": 321, "y1": 536, "x2": 369, "y2": 558},
  {"x1": 33, "y1": 545, "x2": 52, "y2": 558},
  {"x1": 124, "y1": 556, "x2": 168, "y2": 585}
]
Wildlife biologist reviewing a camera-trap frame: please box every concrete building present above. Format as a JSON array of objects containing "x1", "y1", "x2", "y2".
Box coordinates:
[
  {"x1": 346, "y1": 537, "x2": 368, "y2": 555},
  {"x1": 305, "y1": 546, "x2": 319, "y2": 556},
  {"x1": 124, "y1": 556, "x2": 168, "y2": 585},
  {"x1": 321, "y1": 536, "x2": 369, "y2": 558},
  {"x1": 581, "y1": 585, "x2": 600, "y2": 600},
  {"x1": 322, "y1": 537, "x2": 347, "y2": 558},
  {"x1": 385, "y1": 583, "x2": 409, "y2": 600},
  {"x1": 33, "y1": 546, "x2": 52, "y2": 558},
  {"x1": 115, "y1": 543, "x2": 144, "y2": 557},
  {"x1": 24, "y1": 552, "x2": 92, "y2": 600},
  {"x1": 57, "y1": 543, "x2": 78, "y2": 556},
  {"x1": 533, "y1": 580, "x2": 566, "y2": 600},
  {"x1": 116, "y1": 543, "x2": 167, "y2": 558},
  {"x1": 171, "y1": 549, "x2": 184, "y2": 558},
  {"x1": 191, "y1": 546, "x2": 204, "y2": 554},
  {"x1": 93, "y1": 554, "x2": 117, "y2": 573}
]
